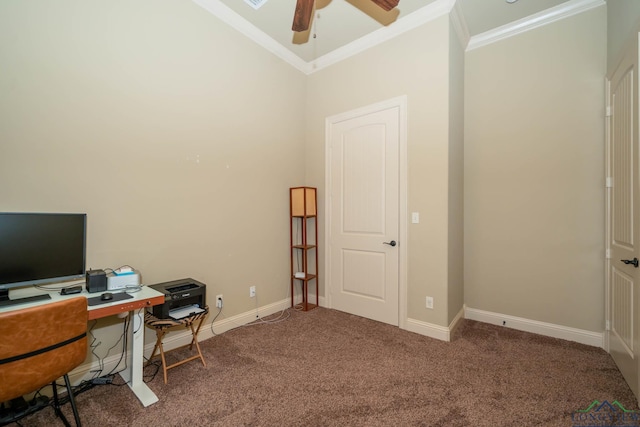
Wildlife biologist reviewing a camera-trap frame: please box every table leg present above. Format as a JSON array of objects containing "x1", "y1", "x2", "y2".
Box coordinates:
[{"x1": 119, "y1": 309, "x2": 159, "y2": 407}]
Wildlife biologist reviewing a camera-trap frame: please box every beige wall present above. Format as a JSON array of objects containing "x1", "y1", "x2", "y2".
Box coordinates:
[
  {"x1": 0, "y1": 0, "x2": 306, "y2": 354},
  {"x1": 464, "y1": 7, "x2": 606, "y2": 332},
  {"x1": 607, "y1": 0, "x2": 640, "y2": 72},
  {"x1": 0, "y1": 0, "x2": 611, "y2": 348},
  {"x1": 306, "y1": 16, "x2": 458, "y2": 327}
]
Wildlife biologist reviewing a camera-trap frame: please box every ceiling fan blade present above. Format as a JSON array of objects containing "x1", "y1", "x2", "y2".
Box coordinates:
[
  {"x1": 370, "y1": 0, "x2": 399, "y2": 12},
  {"x1": 292, "y1": 0, "x2": 314, "y2": 32}
]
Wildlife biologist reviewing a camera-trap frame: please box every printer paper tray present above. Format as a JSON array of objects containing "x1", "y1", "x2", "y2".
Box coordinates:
[{"x1": 169, "y1": 304, "x2": 204, "y2": 320}]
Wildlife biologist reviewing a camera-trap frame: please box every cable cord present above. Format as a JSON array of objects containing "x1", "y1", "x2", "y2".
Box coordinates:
[
  {"x1": 142, "y1": 360, "x2": 161, "y2": 384},
  {"x1": 102, "y1": 315, "x2": 129, "y2": 378},
  {"x1": 254, "y1": 292, "x2": 291, "y2": 324},
  {"x1": 88, "y1": 320, "x2": 104, "y2": 377},
  {"x1": 34, "y1": 279, "x2": 85, "y2": 292},
  {"x1": 215, "y1": 284, "x2": 294, "y2": 332},
  {"x1": 209, "y1": 305, "x2": 223, "y2": 336}
]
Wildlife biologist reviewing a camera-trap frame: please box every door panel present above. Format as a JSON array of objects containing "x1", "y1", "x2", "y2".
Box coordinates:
[
  {"x1": 342, "y1": 125, "x2": 386, "y2": 234},
  {"x1": 328, "y1": 103, "x2": 400, "y2": 326},
  {"x1": 612, "y1": 267, "x2": 634, "y2": 357},
  {"x1": 342, "y1": 249, "x2": 386, "y2": 299},
  {"x1": 608, "y1": 35, "x2": 639, "y2": 399}
]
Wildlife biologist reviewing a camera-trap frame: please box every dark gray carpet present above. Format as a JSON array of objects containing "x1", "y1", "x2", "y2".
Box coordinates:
[{"x1": 17, "y1": 307, "x2": 638, "y2": 426}]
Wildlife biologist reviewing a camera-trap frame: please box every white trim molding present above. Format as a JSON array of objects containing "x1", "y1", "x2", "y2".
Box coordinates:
[
  {"x1": 467, "y1": 0, "x2": 605, "y2": 51},
  {"x1": 193, "y1": 0, "x2": 604, "y2": 71},
  {"x1": 192, "y1": 0, "x2": 455, "y2": 75},
  {"x1": 450, "y1": 0, "x2": 470, "y2": 50},
  {"x1": 464, "y1": 305, "x2": 604, "y2": 348},
  {"x1": 404, "y1": 306, "x2": 465, "y2": 342},
  {"x1": 191, "y1": 0, "x2": 309, "y2": 73},
  {"x1": 405, "y1": 318, "x2": 451, "y2": 342},
  {"x1": 310, "y1": 0, "x2": 454, "y2": 73},
  {"x1": 193, "y1": 0, "x2": 604, "y2": 70},
  {"x1": 69, "y1": 297, "x2": 293, "y2": 386}
]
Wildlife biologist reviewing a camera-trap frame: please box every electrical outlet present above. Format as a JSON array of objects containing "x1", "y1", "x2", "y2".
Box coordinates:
[
  {"x1": 426, "y1": 296, "x2": 434, "y2": 309},
  {"x1": 249, "y1": 286, "x2": 256, "y2": 298},
  {"x1": 216, "y1": 294, "x2": 223, "y2": 308}
]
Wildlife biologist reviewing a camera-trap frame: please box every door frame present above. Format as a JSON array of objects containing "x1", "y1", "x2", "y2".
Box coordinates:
[
  {"x1": 604, "y1": 76, "x2": 611, "y2": 355},
  {"x1": 324, "y1": 95, "x2": 408, "y2": 329}
]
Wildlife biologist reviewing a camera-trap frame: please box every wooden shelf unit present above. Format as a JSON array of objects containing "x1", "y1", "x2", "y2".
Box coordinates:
[{"x1": 290, "y1": 187, "x2": 318, "y2": 311}]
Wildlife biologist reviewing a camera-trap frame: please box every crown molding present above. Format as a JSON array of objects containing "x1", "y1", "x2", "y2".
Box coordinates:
[
  {"x1": 450, "y1": 0, "x2": 470, "y2": 50},
  {"x1": 192, "y1": 0, "x2": 603, "y2": 72},
  {"x1": 309, "y1": 0, "x2": 455, "y2": 73},
  {"x1": 467, "y1": 0, "x2": 605, "y2": 51},
  {"x1": 192, "y1": 0, "x2": 455, "y2": 75},
  {"x1": 192, "y1": 0, "x2": 310, "y2": 73}
]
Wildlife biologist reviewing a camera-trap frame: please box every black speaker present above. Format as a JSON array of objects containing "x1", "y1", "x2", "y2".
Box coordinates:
[{"x1": 86, "y1": 269, "x2": 107, "y2": 293}]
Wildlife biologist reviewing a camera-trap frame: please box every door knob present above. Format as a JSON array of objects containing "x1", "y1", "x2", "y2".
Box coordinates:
[
  {"x1": 621, "y1": 257, "x2": 639, "y2": 268},
  {"x1": 383, "y1": 240, "x2": 397, "y2": 247}
]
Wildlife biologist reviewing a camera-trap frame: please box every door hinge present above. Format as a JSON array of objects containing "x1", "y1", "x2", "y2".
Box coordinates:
[
  {"x1": 605, "y1": 177, "x2": 613, "y2": 188},
  {"x1": 605, "y1": 248, "x2": 612, "y2": 259},
  {"x1": 606, "y1": 320, "x2": 610, "y2": 331},
  {"x1": 606, "y1": 106, "x2": 612, "y2": 117}
]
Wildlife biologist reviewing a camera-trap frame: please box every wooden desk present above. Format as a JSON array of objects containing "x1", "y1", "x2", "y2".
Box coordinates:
[{"x1": 0, "y1": 286, "x2": 165, "y2": 407}]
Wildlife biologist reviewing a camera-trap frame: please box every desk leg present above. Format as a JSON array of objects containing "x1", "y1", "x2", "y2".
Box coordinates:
[{"x1": 119, "y1": 308, "x2": 159, "y2": 407}]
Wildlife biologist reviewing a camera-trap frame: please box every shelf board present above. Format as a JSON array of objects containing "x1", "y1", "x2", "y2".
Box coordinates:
[
  {"x1": 292, "y1": 274, "x2": 317, "y2": 281},
  {"x1": 292, "y1": 244, "x2": 316, "y2": 250},
  {"x1": 295, "y1": 302, "x2": 317, "y2": 311}
]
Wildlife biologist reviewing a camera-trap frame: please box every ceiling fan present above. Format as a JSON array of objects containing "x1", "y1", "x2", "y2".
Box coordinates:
[{"x1": 292, "y1": 0, "x2": 400, "y2": 32}]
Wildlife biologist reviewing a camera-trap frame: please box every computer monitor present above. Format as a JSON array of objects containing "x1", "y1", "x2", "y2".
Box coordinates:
[{"x1": 0, "y1": 212, "x2": 87, "y2": 306}]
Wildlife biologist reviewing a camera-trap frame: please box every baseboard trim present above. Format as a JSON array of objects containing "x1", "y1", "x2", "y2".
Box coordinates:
[
  {"x1": 405, "y1": 318, "x2": 450, "y2": 341},
  {"x1": 404, "y1": 306, "x2": 465, "y2": 342},
  {"x1": 448, "y1": 306, "x2": 465, "y2": 338},
  {"x1": 464, "y1": 306, "x2": 604, "y2": 348},
  {"x1": 70, "y1": 303, "x2": 603, "y2": 387},
  {"x1": 69, "y1": 297, "x2": 297, "y2": 385},
  {"x1": 148, "y1": 297, "x2": 295, "y2": 352}
]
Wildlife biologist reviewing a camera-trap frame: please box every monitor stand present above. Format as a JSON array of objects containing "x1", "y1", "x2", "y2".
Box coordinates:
[{"x1": 0, "y1": 289, "x2": 51, "y2": 307}]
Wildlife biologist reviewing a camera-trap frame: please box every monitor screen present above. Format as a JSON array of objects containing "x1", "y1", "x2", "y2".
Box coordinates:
[{"x1": 0, "y1": 213, "x2": 87, "y2": 296}]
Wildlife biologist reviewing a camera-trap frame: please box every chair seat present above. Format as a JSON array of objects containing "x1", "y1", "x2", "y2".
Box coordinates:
[{"x1": 144, "y1": 306, "x2": 209, "y2": 384}]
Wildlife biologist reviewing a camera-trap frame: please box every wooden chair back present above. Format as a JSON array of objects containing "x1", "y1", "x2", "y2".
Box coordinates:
[{"x1": 0, "y1": 297, "x2": 88, "y2": 402}]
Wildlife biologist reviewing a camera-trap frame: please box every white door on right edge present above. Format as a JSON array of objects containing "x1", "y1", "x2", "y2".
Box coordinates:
[{"x1": 608, "y1": 33, "x2": 640, "y2": 399}]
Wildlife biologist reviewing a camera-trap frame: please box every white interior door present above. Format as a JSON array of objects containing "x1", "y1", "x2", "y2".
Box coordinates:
[
  {"x1": 326, "y1": 98, "x2": 405, "y2": 326},
  {"x1": 607, "y1": 33, "x2": 640, "y2": 400}
]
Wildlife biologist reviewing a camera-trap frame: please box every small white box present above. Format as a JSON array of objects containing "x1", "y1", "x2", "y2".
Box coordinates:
[{"x1": 107, "y1": 270, "x2": 140, "y2": 290}]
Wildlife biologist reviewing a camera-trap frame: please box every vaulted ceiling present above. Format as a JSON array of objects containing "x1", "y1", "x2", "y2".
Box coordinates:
[{"x1": 192, "y1": 0, "x2": 603, "y2": 73}]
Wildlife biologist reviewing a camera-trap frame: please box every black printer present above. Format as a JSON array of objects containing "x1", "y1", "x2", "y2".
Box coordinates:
[{"x1": 148, "y1": 278, "x2": 206, "y2": 319}]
